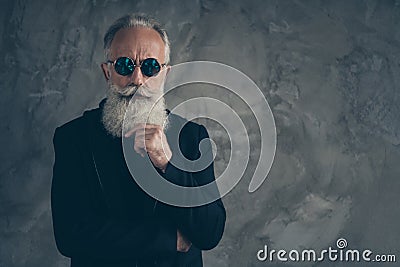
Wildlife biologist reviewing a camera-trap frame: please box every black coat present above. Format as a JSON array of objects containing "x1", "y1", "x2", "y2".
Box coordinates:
[{"x1": 51, "y1": 100, "x2": 226, "y2": 267}]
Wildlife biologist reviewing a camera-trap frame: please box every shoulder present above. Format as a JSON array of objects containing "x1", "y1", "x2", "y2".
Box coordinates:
[{"x1": 54, "y1": 107, "x2": 101, "y2": 142}]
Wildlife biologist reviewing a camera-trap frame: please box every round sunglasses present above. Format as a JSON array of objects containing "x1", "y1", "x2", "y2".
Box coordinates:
[{"x1": 106, "y1": 57, "x2": 165, "y2": 77}]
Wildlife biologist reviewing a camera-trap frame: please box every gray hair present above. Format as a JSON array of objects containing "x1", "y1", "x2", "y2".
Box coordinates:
[{"x1": 103, "y1": 13, "x2": 170, "y2": 64}]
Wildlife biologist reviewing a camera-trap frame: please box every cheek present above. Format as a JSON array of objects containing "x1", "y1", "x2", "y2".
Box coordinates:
[{"x1": 110, "y1": 72, "x2": 130, "y2": 87}]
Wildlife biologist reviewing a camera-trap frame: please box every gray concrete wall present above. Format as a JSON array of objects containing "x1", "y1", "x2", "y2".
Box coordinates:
[{"x1": 0, "y1": 0, "x2": 399, "y2": 266}]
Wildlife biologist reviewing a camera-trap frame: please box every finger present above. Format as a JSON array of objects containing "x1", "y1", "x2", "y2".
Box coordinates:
[
  {"x1": 141, "y1": 124, "x2": 163, "y2": 133},
  {"x1": 144, "y1": 124, "x2": 162, "y2": 129},
  {"x1": 134, "y1": 142, "x2": 146, "y2": 157},
  {"x1": 124, "y1": 128, "x2": 136, "y2": 138},
  {"x1": 134, "y1": 131, "x2": 162, "y2": 146},
  {"x1": 143, "y1": 130, "x2": 162, "y2": 140},
  {"x1": 125, "y1": 124, "x2": 162, "y2": 138},
  {"x1": 124, "y1": 123, "x2": 146, "y2": 138},
  {"x1": 133, "y1": 129, "x2": 146, "y2": 139},
  {"x1": 143, "y1": 127, "x2": 164, "y2": 137},
  {"x1": 133, "y1": 135, "x2": 146, "y2": 157},
  {"x1": 131, "y1": 125, "x2": 157, "y2": 139},
  {"x1": 135, "y1": 132, "x2": 157, "y2": 152},
  {"x1": 137, "y1": 123, "x2": 162, "y2": 130}
]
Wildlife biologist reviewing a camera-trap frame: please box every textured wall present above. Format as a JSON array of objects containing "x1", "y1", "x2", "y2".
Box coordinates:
[{"x1": 1, "y1": 0, "x2": 399, "y2": 266}]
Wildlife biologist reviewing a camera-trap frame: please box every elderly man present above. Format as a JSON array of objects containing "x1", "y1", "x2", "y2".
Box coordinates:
[{"x1": 51, "y1": 14, "x2": 226, "y2": 267}]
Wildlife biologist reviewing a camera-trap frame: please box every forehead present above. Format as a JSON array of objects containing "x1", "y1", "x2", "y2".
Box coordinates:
[{"x1": 109, "y1": 27, "x2": 165, "y2": 62}]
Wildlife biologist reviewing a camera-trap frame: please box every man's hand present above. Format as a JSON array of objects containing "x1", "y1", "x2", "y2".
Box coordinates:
[
  {"x1": 125, "y1": 123, "x2": 172, "y2": 172},
  {"x1": 177, "y1": 229, "x2": 192, "y2": 252}
]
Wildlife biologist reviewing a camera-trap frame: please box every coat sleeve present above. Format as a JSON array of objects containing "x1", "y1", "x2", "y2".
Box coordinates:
[
  {"x1": 161, "y1": 125, "x2": 226, "y2": 250},
  {"x1": 51, "y1": 127, "x2": 177, "y2": 260}
]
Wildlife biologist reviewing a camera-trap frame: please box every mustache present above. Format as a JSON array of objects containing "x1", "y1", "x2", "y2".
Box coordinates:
[
  {"x1": 118, "y1": 84, "x2": 138, "y2": 97},
  {"x1": 109, "y1": 83, "x2": 163, "y2": 99}
]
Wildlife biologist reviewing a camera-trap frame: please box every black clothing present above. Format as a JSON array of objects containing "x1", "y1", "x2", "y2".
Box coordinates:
[{"x1": 51, "y1": 100, "x2": 226, "y2": 267}]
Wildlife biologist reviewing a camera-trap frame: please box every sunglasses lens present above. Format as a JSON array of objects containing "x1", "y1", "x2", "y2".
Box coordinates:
[
  {"x1": 114, "y1": 57, "x2": 134, "y2": 76},
  {"x1": 141, "y1": 58, "x2": 161, "y2": 77}
]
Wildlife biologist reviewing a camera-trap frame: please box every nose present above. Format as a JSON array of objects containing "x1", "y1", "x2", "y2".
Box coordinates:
[{"x1": 130, "y1": 65, "x2": 144, "y2": 87}]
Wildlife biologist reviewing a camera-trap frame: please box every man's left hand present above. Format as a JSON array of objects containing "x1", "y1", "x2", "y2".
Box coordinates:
[{"x1": 125, "y1": 123, "x2": 172, "y2": 172}]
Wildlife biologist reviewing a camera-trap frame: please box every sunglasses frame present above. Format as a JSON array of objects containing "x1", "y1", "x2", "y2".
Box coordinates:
[{"x1": 106, "y1": 57, "x2": 166, "y2": 77}]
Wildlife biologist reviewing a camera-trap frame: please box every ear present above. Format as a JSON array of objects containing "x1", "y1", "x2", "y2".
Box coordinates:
[{"x1": 101, "y1": 63, "x2": 111, "y2": 81}]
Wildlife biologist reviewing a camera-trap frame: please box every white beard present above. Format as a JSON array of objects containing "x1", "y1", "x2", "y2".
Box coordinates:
[{"x1": 101, "y1": 82, "x2": 168, "y2": 137}]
